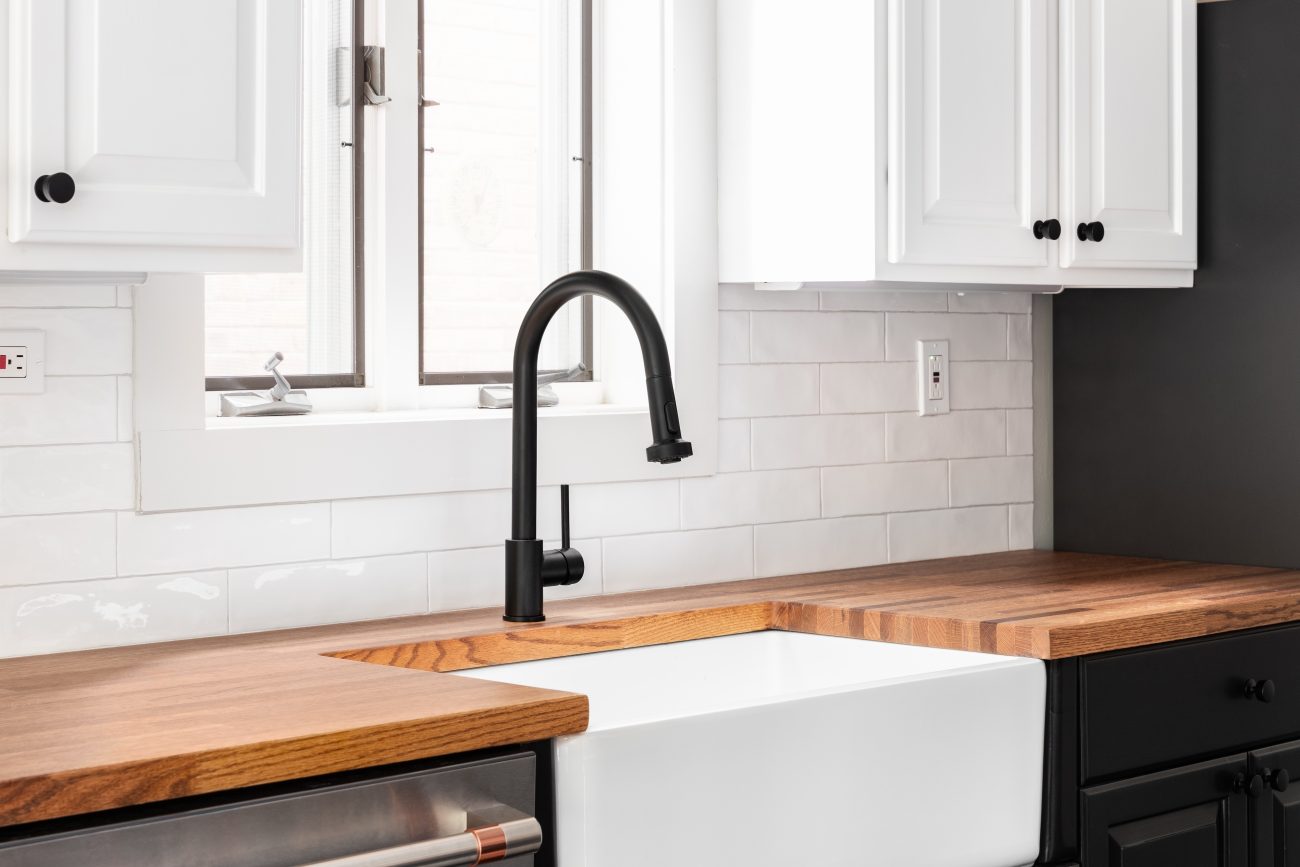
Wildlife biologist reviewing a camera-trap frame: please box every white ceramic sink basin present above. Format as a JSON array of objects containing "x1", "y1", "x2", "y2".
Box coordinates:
[{"x1": 464, "y1": 631, "x2": 1045, "y2": 867}]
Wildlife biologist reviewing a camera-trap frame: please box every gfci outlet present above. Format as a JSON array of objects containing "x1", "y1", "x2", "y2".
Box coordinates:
[
  {"x1": 0, "y1": 330, "x2": 45, "y2": 394},
  {"x1": 917, "y1": 339, "x2": 949, "y2": 416}
]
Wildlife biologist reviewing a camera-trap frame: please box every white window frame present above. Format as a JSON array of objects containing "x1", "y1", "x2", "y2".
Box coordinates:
[{"x1": 133, "y1": 0, "x2": 718, "y2": 512}]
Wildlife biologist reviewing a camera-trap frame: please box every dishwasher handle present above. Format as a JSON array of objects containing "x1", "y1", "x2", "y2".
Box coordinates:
[{"x1": 298, "y1": 816, "x2": 542, "y2": 867}]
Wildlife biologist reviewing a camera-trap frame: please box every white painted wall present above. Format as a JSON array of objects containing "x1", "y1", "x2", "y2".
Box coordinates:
[{"x1": 0, "y1": 282, "x2": 1034, "y2": 657}]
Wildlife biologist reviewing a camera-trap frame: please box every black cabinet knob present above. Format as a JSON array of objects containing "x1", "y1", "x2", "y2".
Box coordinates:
[
  {"x1": 1233, "y1": 771, "x2": 1265, "y2": 797},
  {"x1": 1245, "y1": 678, "x2": 1277, "y2": 703},
  {"x1": 1269, "y1": 768, "x2": 1291, "y2": 792},
  {"x1": 1033, "y1": 219, "x2": 1062, "y2": 240},
  {"x1": 34, "y1": 172, "x2": 75, "y2": 204},
  {"x1": 1076, "y1": 221, "x2": 1105, "y2": 242}
]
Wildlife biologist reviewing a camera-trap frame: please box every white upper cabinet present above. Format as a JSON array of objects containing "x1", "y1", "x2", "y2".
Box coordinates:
[
  {"x1": 718, "y1": 0, "x2": 1198, "y2": 290},
  {"x1": 1060, "y1": 0, "x2": 1197, "y2": 270},
  {"x1": 3, "y1": 0, "x2": 302, "y2": 272},
  {"x1": 888, "y1": 0, "x2": 1049, "y2": 269}
]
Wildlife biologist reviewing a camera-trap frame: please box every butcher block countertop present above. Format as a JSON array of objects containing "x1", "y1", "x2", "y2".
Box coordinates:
[{"x1": 6, "y1": 549, "x2": 1300, "y2": 829}]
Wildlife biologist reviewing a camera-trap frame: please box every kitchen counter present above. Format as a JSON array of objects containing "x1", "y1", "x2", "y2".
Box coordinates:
[{"x1": 5, "y1": 549, "x2": 1300, "y2": 828}]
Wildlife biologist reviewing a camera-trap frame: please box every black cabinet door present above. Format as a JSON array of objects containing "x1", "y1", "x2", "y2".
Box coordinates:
[
  {"x1": 1249, "y1": 740, "x2": 1300, "y2": 867},
  {"x1": 1082, "y1": 754, "x2": 1249, "y2": 867}
]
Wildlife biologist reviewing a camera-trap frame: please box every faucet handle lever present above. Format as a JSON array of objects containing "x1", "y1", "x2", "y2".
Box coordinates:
[{"x1": 560, "y1": 485, "x2": 571, "y2": 550}]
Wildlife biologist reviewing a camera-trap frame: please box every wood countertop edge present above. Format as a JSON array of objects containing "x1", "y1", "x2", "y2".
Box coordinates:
[
  {"x1": 7, "y1": 551, "x2": 1300, "y2": 830},
  {"x1": 0, "y1": 692, "x2": 590, "y2": 829}
]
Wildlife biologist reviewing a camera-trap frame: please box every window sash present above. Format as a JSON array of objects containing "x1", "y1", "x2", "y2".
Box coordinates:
[
  {"x1": 417, "y1": 0, "x2": 594, "y2": 386},
  {"x1": 204, "y1": 0, "x2": 366, "y2": 392}
]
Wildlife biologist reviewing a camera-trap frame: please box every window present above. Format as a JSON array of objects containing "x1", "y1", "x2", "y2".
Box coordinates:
[
  {"x1": 204, "y1": 0, "x2": 363, "y2": 390},
  {"x1": 419, "y1": 0, "x2": 591, "y2": 384},
  {"x1": 203, "y1": 0, "x2": 590, "y2": 393}
]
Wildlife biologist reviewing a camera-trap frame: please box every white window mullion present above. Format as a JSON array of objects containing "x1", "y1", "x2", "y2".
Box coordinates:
[{"x1": 373, "y1": 0, "x2": 422, "y2": 410}]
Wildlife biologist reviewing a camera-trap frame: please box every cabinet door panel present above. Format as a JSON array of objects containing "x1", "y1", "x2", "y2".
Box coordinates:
[
  {"x1": 1060, "y1": 0, "x2": 1197, "y2": 269},
  {"x1": 1249, "y1": 741, "x2": 1300, "y2": 867},
  {"x1": 888, "y1": 0, "x2": 1048, "y2": 267},
  {"x1": 7, "y1": 0, "x2": 301, "y2": 250},
  {"x1": 1082, "y1": 754, "x2": 1249, "y2": 867}
]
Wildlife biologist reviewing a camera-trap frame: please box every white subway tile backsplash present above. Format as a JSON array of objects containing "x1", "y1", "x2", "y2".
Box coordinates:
[
  {"x1": 950, "y1": 456, "x2": 1033, "y2": 507},
  {"x1": 947, "y1": 292, "x2": 1031, "y2": 314},
  {"x1": 718, "y1": 364, "x2": 819, "y2": 418},
  {"x1": 822, "y1": 461, "x2": 949, "y2": 517},
  {"x1": 755, "y1": 516, "x2": 887, "y2": 577},
  {"x1": 428, "y1": 538, "x2": 602, "y2": 613},
  {"x1": 950, "y1": 362, "x2": 1032, "y2": 410},
  {"x1": 570, "y1": 480, "x2": 680, "y2": 538},
  {"x1": 0, "y1": 282, "x2": 1039, "y2": 658},
  {"x1": 717, "y1": 419, "x2": 751, "y2": 473},
  {"x1": 719, "y1": 284, "x2": 818, "y2": 311},
  {"x1": 718, "y1": 311, "x2": 749, "y2": 364},
  {"x1": 820, "y1": 291, "x2": 948, "y2": 312},
  {"x1": 885, "y1": 313, "x2": 1008, "y2": 361},
  {"x1": 750, "y1": 414, "x2": 884, "y2": 470},
  {"x1": 333, "y1": 489, "x2": 523, "y2": 559},
  {"x1": 681, "y1": 468, "x2": 820, "y2": 529},
  {"x1": 0, "y1": 308, "x2": 131, "y2": 375},
  {"x1": 888, "y1": 506, "x2": 1009, "y2": 562},
  {"x1": 0, "y1": 285, "x2": 118, "y2": 307},
  {"x1": 0, "y1": 571, "x2": 227, "y2": 657},
  {"x1": 229, "y1": 554, "x2": 427, "y2": 633},
  {"x1": 1009, "y1": 314, "x2": 1032, "y2": 361},
  {"x1": 118, "y1": 503, "x2": 331, "y2": 575},
  {"x1": 0, "y1": 377, "x2": 118, "y2": 447},
  {"x1": 603, "y1": 526, "x2": 754, "y2": 592},
  {"x1": 820, "y1": 362, "x2": 916, "y2": 414},
  {"x1": 0, "y1": 513, "x2": 116, "y2": 585},
  {"x1": 750, "y1": 312, "x2": 883, "y2": 363},
  {"x1": 886, "y1": 411, "x2": 1007, "y2": 462},
  {"x1": 0, "y1": 443, "x2": 134, "y2": 516},
  {"x1": 1007, "y1": 409, "x2": 1033, "y2": 456},
  {"x1": 1010, "y1": 504, "x2": 1035, "y2": 550}
]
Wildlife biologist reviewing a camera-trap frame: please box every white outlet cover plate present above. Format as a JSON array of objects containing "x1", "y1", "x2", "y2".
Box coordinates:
[
  {"x1": 918, "y1": 339, "x2": 949, "y2": 416},
  {"x1": 0, "y1": 330, "x2": 45, "y2": 394}
]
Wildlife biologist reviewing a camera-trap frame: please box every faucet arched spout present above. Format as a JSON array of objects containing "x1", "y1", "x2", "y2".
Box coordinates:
[{"x1": 505, "y1": 270, "x2": 692, "y2": 622}]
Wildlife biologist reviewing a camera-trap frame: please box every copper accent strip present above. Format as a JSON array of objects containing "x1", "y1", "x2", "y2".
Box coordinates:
[{"x1": 471, "y1": 825, "x2": 510, "y2": 863}]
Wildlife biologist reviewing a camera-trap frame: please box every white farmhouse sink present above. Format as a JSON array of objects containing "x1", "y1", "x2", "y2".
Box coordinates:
[{"x1": 464, "y1": 631, "x2": 1045, "y2": 867}]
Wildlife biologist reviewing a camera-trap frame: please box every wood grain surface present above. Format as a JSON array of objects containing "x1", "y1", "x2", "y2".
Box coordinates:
[{"x1": 4, "y1": 550, "x2": 1299, "y2": 829}]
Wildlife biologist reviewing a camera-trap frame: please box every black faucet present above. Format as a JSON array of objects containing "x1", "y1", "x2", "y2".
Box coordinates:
[{"x1": 504, "y1": 270, "x2": 692, "y2": 622}]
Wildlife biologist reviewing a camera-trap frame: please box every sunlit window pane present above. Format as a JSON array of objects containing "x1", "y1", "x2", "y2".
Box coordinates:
[{"x1": 420, "y1": 0, "x2": 583, "y2": 378}]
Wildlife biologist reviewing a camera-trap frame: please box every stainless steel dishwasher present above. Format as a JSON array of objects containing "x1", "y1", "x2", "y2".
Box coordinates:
[{"x1": 0, "y1": 751, "x2": 542, "y2": 867}]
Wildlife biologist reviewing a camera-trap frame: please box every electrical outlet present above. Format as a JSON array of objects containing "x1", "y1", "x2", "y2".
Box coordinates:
[
  {"x1": 917, "y1": 339, "x2": 949, "y2": 416},
  {"x1": 0, "y1": 331, "x2": 45, "y2": 394}
]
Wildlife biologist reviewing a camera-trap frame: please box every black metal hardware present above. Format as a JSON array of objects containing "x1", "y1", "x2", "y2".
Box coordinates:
[
  {"x1": 1077, "y1": 221, "x2": 1105, "y2": 242},
  {"x1": 34, "y1": 172, "x2": 75, "y2": 204},
  {"x1": 1033, "y1": 219, "x2": 1062, "y2": 240},
  {"x1": 1265, "y1": 767, "x2": 1291, "y2": 792},
  {"x1": 1233, "y1": 770, "x2": 1265, "y2": 797},
  {"x1": 504, "y1": 270, "x2": 692, "y2": 623},
  {"x1": 1246, "y1": 677, "x2": 1277, "y2": 703}
]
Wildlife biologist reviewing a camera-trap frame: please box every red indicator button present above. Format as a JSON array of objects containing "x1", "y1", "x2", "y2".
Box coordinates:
[{"x1": 0, "y1": 355, "x2": 7, "y2": 370}]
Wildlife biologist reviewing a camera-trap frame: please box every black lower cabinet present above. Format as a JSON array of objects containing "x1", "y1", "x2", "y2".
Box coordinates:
[
  {"x1": 1040, "y1": 623, "x2": 1300, "y2": 867},
  {"x1": 1081, "y1": 754, "x2": 1249, "y2": 867}
]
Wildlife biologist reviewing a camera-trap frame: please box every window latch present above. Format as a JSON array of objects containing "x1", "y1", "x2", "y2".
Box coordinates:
[{"x1": 362, "y1": 45, "x2": 391, "y2": 105}]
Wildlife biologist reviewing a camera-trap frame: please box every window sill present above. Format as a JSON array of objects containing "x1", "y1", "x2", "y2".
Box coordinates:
[{"x1": 139, "y1": 401, "x2": 716, "y2": 512}]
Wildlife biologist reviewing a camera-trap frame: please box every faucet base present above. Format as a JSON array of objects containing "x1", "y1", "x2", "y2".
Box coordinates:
[{"x1": 504, "y1": 614, "x2": 547, "y2": 623}]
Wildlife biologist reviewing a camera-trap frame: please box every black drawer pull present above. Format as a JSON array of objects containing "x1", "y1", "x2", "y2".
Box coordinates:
[
  {"x1": 34, "y1": 172, "x2": 75, "y2": 204},
  {"x1": 1265, "y1": 768, "x2": 1291, "y2": 792},
  {"x1": 1033, "y1": 219, "x2": 1061, "y2": 240},
  {"x1": 1233, "y1": 771, "x2": 1265, "y2": 797},
  {"x1": 1245, "y1": 678, "x2": 1277, "y2": 702}
]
